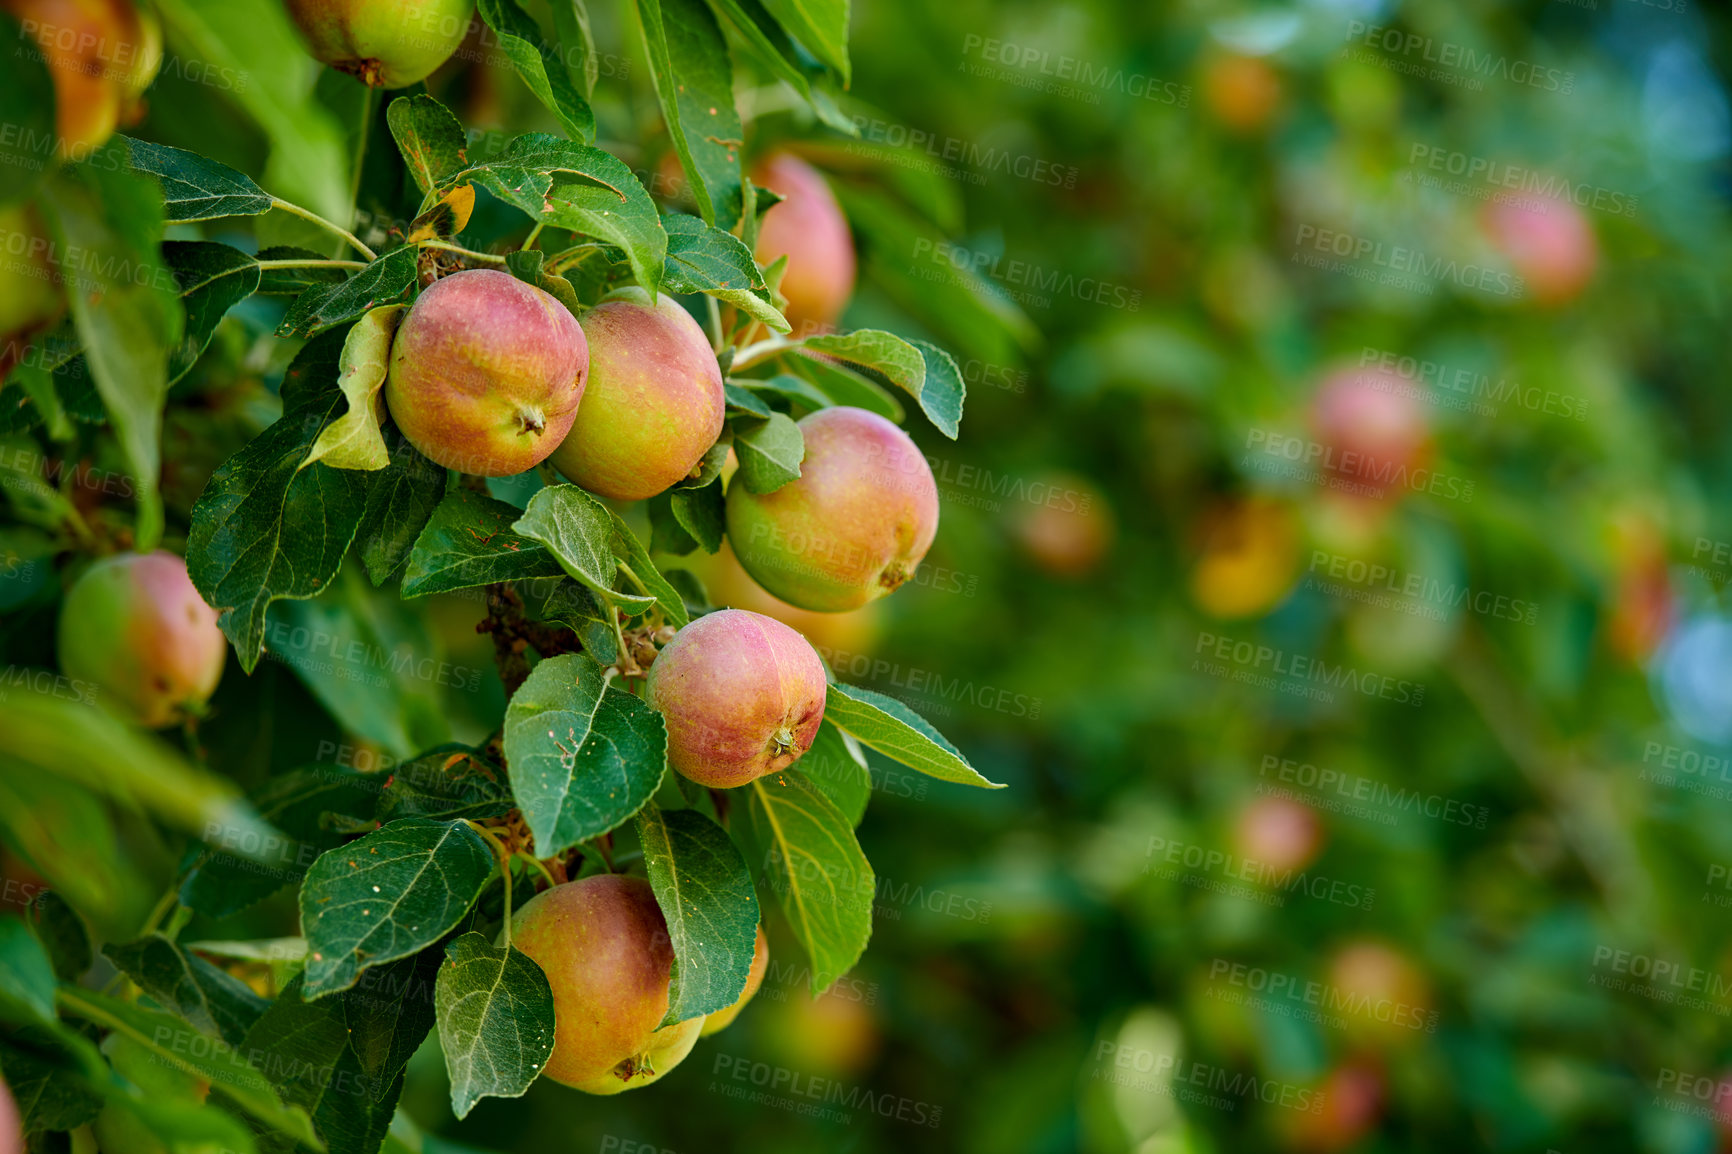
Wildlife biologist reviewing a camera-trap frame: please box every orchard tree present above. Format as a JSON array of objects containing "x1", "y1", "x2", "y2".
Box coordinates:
[{"x1": 0, "y1": 0, "x2": 1021, "y2": 1146}]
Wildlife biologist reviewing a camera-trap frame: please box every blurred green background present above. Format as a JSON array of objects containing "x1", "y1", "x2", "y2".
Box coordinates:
[{"x1": 9, "y1": 0, "x2": 1732, "y2": 1151}]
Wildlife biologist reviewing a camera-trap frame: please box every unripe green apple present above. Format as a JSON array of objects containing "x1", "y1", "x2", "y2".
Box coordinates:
[
  {"x1": 510, "y1": 874, "x2": 704, "y2": 1094},
  {"x1": 57, "y1": 550, "x2": 226, "y2": 729},
  {"x1": 725, "y1": 406, "x2": 939, "y2": 612},
  {"x1": 646, "y1": 609, "x2": 826, "y2": 789},
  {"x1": 385, "y1": 269, "x2": 588, "y2": 476},
  {"x1": 700, "y1": 924, "x2": 768, "y2": 1035},
  {"x1": 752, "y1": 153, "x2": 856, "y2": 334},
  {"x1": 547, "y1": 287, "x2": 724, "y2": 501},
  {"x1": 284, "y1": 0, "x2": 475, "y2": 89},
  {"x1": 0, "y1": 203, "x2": 64, "y2": 344}
]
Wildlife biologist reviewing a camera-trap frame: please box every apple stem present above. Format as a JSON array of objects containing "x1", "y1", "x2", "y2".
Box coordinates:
[
  {"x1": 464, "y1": 820, "x2": 516, "y2": 947},
  {"x1": 269, "y1": 198, "x2": 377, "y2": 261},
  {"x1": 419, "y1": 239, "x2": 509, "y2": 265}
]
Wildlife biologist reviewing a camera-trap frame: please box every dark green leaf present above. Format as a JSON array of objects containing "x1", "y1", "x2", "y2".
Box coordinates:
[
  {"x1": 164, "y1": 241, "x2": 262, "y2": 386},
  {"x1": 635, "y1": 0, "x2": 743, "y2": 229},
  {"x1": 0, "y1": 12, "x2": 54, "y2": 202},
  {"x1": 502, "y1": 653, "x2": 612, "y2": 855},
  {"x1": 905, "y1": 338, "x2": 965, "y2": 439},
  {"x1": 723, "y1": 384, "x2": 775, "y2": 417},
  {"x1": 0, "y1": 1027, "x2": 104, "y2": 1134},
  {"x1": 256, "y1": 246, "x2": 350, "y2": 296},
  {"x1": 463, "y1": 135, "x2": 665, "y2": 294},
  {"x1": 535, "y1": 578, "x2": 611, "y2": 630},
  {"x1": 647, "y1": 491, "x2": 699, "y2": 555},
  {"x1": 608, "y1": 509, "x2": 691, "y2": 627},
  {"x1": 549, "y1": 0, "x2": 602, "y2": 99},
  {"x1": 739, "y1": 372, "x2": 831, "y2": 411},
  {"x1": 25, "y1": 893, "x2": 90, "y2": 984},
  {"x1": 662, "y1": 213, "x2": 787, "y2": 332},
  {"x1": 386, "y1": 95, "x2": 470, "y2": 194},
  {"x1": 746, "y1": 771, "x2": 872, "y2": 994},
  {"x1": 377, "y1": 745, "x2": 514, "y2": 825},
  {"x1": 703, "y1": 0, "x2": 859, "y2": 134},
  {"x1": 434, "y1": 933, "x2": 556, "y2": 1120},
  {"x1": 511, "y1": 483, "x2": 619, "y2": 598},
  {"x1": 345, "y1": 948, "x2": 442, "y2": 1100},
  {"x1": 43, "y1": 147, "x2": 183, "y2": 550},
  {"x1": 357, "y1": 424, "x2": 448, "y2": 585},
  {"x1": 279, "y1": 247, "x2": 418, "y2": 339},
  {"x1": 786, "y1": 350, "x2": 903, "y2": 420},
  {"x1": 733, "y1": 411, "x2": 804, "y2": 493},
  {"x1": 102, "y1": 934, "x2": 269, "y2": 1046},
  {"x1": 402, "y1": 488, "x2": 566, "y2": 598},
  {"x1": 475, "y1": 0, "x2": 596, "y2": 143},
  {"x1": 0, "y1": 917, "x2": 56, "y2": 1027},
  {"x1": 57, "y1": 988, "x2": 321, "y2": 1147},
  {"x1": 824, "y1": 682, "x2": 1005, "y2": 788},
  {"x1": 636, "y1": 804, "x2": 760, "y2": 1026},
  {"x1": 543, "y1": 687, "x2": 668, "y2": 851},
  {"x1": 188, "y1": 328, "x2": 373, "y2": 672},
  {"x1": 180, "y1": 764, "x2": 380, "y2": 919},
  {"x1": 671, "y1": 483, "x2": 726, "y2": 553},
  {"x1": 299, "y1": 818, "x2": 495, "y2": 999},
  {"x1": 120, "y1": 136, "x2": 274, "y2": 222}
]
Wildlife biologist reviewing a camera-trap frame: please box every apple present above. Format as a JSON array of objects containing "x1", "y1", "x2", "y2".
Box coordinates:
[
  {"x1": 284, "y1": 0, "x2": 475, "y2": 88},
  {"x1": 751, "y1": 153, "x2": 856, "y2": 334}
]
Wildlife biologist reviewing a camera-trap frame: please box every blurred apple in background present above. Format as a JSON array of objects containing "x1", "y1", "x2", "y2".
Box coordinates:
[
  {"x1": 1190, "y1": 496, "x2": 1301, "y2": 619},
  {"x1": 1232, "y1": 795, "x2": 1325, "y2": 873},
  {"x1": 1009, "y1": 471, "x2": 1115, "y2": 578},
  {"x1": 1481, "y1": 196, "x2": 1598, "y2": 308},
  {"x1": 1202, "y1": 53, "x2": 1282, "y2": 134}
]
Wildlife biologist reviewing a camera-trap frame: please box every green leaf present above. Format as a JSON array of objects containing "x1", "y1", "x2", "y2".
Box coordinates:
[
  {"x1": 662, "y1": 215, "x2": 789, "y2": 333},
  {"x1": 102, "y1": 934, "x2": 269, "y2": 1046},
  {"x1": 723, "y1": 384, "x2": 775, "y2": 417},
  {"x1": 746, "y1": 772, "x2": 872, "y2": 994},
  {"x1": 758, "y1": 0, "x2": 850, "y2": 85},
  {"x1": 786, "y1": 350, "x2": 903, "y2": 420},
  {"x1": 386, "y1": 95, "x2": 470, "y2": 195},
  {"x1": 58, "y1": 987, "x2": 323, "y2": 1149},
  {"x1": 0, "y1": 12, "x2": 54, "y2": 202},
  {"x1": 798, "y1": 328, "x2": 925, "y2": 398},
  {"x1": 550, "y1": 0, "x2": 603, "y2": 99},
  {"x1": 647, "y1": 491, "x2": 698, "y2": 555},
  {"x1": 163, "y1": 241, "x2": 261, "y2": 386},
  {"x1": 511, "y1": 483, "x2": 619, "y2": 597},
  {"x1": 733, "y1": 411, "x2": 805, "y2": 493},
  {"x1": 25, "y1": 893, "x2": 91, "y2": 983},
  {"x1": 238, "y1": 974, "x2": 400, "y2": 1154},
  {"x1": 304, "y1": 304, "x2": 405, "y2": 471},
  {"x1": 703, "y1": 0, "x2": 859, "y2": 134},
  {"x1": 188, "y1": 328, "x2": 373, "y2": 672},
  {"x1": 256, "y1": 246, "x2": 350, "y2": 296},
  {"x1": 671, "y1": 482, "x2": 726, "y2": 553},
  {"x1": 635, "y1": 0, "x2": 743, "y2": 229},
  {"x1": 402, "y1": 488, "x2": 566, "y2": 599},
  {"x1": 609, "y1": 510, "x2": 691, "y2": 627},
  {"x1": 823, "y1": 682, "x2": 1005, "y2": 788},
  {"x1": 502, "y1": 653, "x2": 611, "y2": 854},
  {"x1": 462, "y1": 135, "x2": 665, "y2": 294},
  {"x1": 0, "y1": 1026, "x2": 106, "y2": 1134},
  {"x1": 540, "y1": 686, "x2": 667, "y2": 853},
  {"x1": 377, "y1": 745, "x2": 514, "y2": 825},
  {"x1": 905, "y1": 338, "x2": 965, "y2": 439},
  {"x1": 299, "y1": 818, "x2": 495, "y2": 999},
  {"x1": 434, "y1": 933, "x2": 557, "y2": 1120},
  {"x1": 0, "y1": 917, "x2": 57, "y2": 1028},
  {"x1": 636, "y1": 804, "x2": 760, "y2": 1026},
  {"x1": 793, "y1": 721, "x2": 871, "y2": 825},
  {"x1": 0, "y1": 693, "x2": 283, "y2": 862},
  {"x1": 739, "y1": 372, "x2": 832, "y2": 411},
  {"x1": 43, "y1": 148, "x2": 184, "y2": 550},
  {"x1": 180, "y1": 764, "x2": 381, "y2": 919},
  {"x1": 279, "y1": 247, "x2": 418, "y2": 338},
  {"x1": 119, "y1": 136, "x2": 274, "y2": 222},
  {"x1": 357, "y1": 424, "x2": 448, "y2": 586},
  {"x1": 345, "y1": 948, "x2": 442, "y2": 1101},
  {"x1": 534, "y1": 578, "x2": 611, "y2": 631},
  {"x1": 476, "y1": 0, "x2": 597, "y2": 143}
]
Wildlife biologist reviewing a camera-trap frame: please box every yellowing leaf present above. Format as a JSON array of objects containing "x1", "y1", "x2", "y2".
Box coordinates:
[{"x1": 302, "y1": 305, "x2": 404, "y2": 472}]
